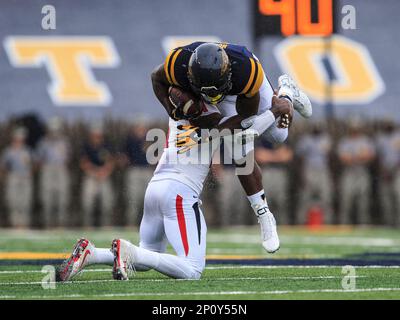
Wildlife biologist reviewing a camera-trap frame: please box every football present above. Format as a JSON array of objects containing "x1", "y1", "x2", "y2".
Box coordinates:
[{"x1": 168, "y1": 86, "x2": 202, "y2": 118}]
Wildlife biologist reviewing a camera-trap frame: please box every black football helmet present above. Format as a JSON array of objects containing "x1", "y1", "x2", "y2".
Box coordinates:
[{"x1": 187, "y1": 43, "x2": 232, "y2": 105}]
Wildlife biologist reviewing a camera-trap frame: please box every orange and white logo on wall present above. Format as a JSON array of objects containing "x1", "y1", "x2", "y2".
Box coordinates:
[
  {"x1": 4, "y1": 36, "x2": 120, "y2": 106},
  {"x1": 274, "y1": 35, "x2": 385, "y2": 105}
]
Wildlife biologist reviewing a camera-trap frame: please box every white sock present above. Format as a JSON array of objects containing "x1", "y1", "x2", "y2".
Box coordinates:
[
  {"x1": 90, "y1": 248, "x2": 114, "y2": 265},
  {"x1": 133, "y1": 245, "x2": 200, "y2": 279},
  {"x1": 247, "y1": 190, "x2": 270, "y2": 216}
]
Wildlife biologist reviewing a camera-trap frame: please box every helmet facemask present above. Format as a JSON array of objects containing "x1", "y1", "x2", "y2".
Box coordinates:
[{"x1": 187, "y1": 45, "x2": 232, "y2": 105}]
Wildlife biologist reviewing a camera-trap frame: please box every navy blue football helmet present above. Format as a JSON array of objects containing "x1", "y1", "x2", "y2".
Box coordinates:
[{"x1": 187, "y1": 43, "x2": 232, "y2": 104}]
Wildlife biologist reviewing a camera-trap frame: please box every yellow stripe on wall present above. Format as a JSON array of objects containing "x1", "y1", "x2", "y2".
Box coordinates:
[{"x1": 0, "y1": 252, "x2": 69, "y2": 260}]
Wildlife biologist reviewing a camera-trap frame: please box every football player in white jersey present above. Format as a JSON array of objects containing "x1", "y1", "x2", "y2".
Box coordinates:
[
  {"x1": 56, "y1": 93, "x2": 293, "y2": 282},
  {"x1": 57, "y1": 42, "x2": 311, "y2": 281}
]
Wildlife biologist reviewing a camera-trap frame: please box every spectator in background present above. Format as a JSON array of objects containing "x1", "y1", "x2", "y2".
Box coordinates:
[
  {"x1": 80, "y1": 123, "x2": 115, "y2": 227},
  {"x1": 376, "y1": 120, "x2": 400, "y2": 226},
  {"x1": 0, "y1": 127, "x2": 32, "y2": 227},
  {"x1": 122, "y1": 118, "x2": 152, "y2": 225},
  {"x1": 36, "y1": 117, "x2": 70, "y2": 228},
  {"x1": 255, "y1": 135, "x2": 293, "y2": 225},
  {"x1": 296, "y1": 122, "x2": 333, "y2": 224},
  {"x1": 338, "y1": 120, "x2": 376, "y2": 224}
]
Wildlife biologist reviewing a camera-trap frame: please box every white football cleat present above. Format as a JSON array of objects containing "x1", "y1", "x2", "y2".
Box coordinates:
[
  {"x1": 278, "y1": 74, "x2": 312, "y2": 118},
  {"x1": 56, "y1": 238, "x2": 94, "y2": 282},
  {"x1": 111, "y1": 239, "x2": 136, "y2": 281},
  {"x1": 252, "y1": 204, "x2": 280, "y2": 253}
]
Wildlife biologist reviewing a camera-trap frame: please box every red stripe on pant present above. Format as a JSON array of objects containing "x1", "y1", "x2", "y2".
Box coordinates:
[
  {"x1": 176, "y1": 195, "x2": 189, "y2": 256},
  {"x1": 165, "y1": 128, "x2": 170, "y2": 148}
]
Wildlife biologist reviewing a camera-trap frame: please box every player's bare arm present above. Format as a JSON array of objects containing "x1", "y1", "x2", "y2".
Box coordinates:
[
  {"x1": 236, "y1": 92, "x2": 259, "y2": 118},
  {"x1": 151, "y1": 64, "x2": 186, "y2": 120}
]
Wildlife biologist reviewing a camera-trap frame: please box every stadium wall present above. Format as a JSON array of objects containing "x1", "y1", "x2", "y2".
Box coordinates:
[{"x1": 0, "y1": 0, "x2": 398, "y2": 121}]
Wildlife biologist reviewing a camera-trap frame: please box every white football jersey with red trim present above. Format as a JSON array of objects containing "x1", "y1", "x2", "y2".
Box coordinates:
[{"x1": 151, "y1": 104, "x2": 220, "y2": 194}]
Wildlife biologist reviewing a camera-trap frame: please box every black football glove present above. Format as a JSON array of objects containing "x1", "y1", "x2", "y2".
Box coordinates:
[
  {"x1": 170, "y1": 108, "x2": 202, "y2": 121},
  {"x1": 170, "y1": 108, "x2": 186, "y2": 121}
]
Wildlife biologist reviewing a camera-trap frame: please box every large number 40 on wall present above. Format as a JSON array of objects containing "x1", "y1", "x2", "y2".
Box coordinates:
[{"x1": 274, "y1": 35, "x2": 385, "y2": 105}]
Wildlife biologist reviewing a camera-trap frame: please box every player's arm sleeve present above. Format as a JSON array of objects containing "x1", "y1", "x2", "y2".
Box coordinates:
[
  {"x1": 263, "y1": 125, "x2": 288, "y2": 145},
  {"x1": 239, "y1": 58, "x2": 265, "y2": 98},
  {"x1": 163, "y1": 48, "x2": 184, "y2": 87}
]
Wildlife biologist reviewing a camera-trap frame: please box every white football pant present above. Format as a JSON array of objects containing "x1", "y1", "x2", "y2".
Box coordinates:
[{"x1": 135, "y1": 179, "x2": 207, "y2": 279}]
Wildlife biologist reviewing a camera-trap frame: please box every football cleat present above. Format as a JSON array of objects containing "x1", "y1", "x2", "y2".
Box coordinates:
[
  {"x1": 278, "y1": 74, "x2": 312, "y2": 118},
  {"x1": 253, "y1": 204, "x2": 280, "y2": 253},
  {"x1": 111, "y1": 239, "x2": 136, "y2": 281},
  {"x1": 56, "y1": 238, "x2": 94, "y2": 282}
]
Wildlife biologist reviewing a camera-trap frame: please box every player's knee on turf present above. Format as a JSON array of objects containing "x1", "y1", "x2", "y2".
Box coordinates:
[
  {"x1": 187, "y1": 267, "x2": 203, "y2": 280},
  {"x1": 190, "y1": 271, "x2": 202, "y2": 280},
  {"x1": 184, "y1": 259, "x2": 205, "y2": 280},
  {"x1": 179, "y1": 266, "x2": 202, "y2": 280}
]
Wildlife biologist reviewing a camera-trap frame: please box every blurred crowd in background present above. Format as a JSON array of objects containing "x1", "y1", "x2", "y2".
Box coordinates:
[{"x1": 1, "y1": 113, "x2": 400, "y2": 229}]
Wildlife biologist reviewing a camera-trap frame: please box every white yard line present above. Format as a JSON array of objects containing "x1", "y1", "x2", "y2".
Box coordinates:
[
  {"x1": 1, "y1": 230, "x2": 399, "y2": 247},
  {"x1": 0, "y1": 279, "x2": 116, "y2": 285},
  {"x1": 0, "y1": 275, "x2": 364, "y2": 286},
  {"x1": 1, "y1": 265, "x2": 399, "y2": 275},
  {"x1": 1, "y1": 287, "x2": 400, "y2": 299},
  {"x1": 205, "y1": 265, "x2": 400, "y2": 269},
  {"x1": 0, "y1": 268, "x2": 112, "y2": 274},
  {"x1": 207, "y1": 234, "x2": 400, "y2": 247}
]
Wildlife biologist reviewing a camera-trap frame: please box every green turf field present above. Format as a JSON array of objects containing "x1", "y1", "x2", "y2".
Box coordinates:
[{"x1": 0, "y1": 226, "x2": 400, "y2": 299}]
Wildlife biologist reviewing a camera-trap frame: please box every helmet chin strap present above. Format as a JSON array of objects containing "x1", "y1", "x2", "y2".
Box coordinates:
[{"x1": 201, "y1": 93, "x2": 225, "y2": 105}]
